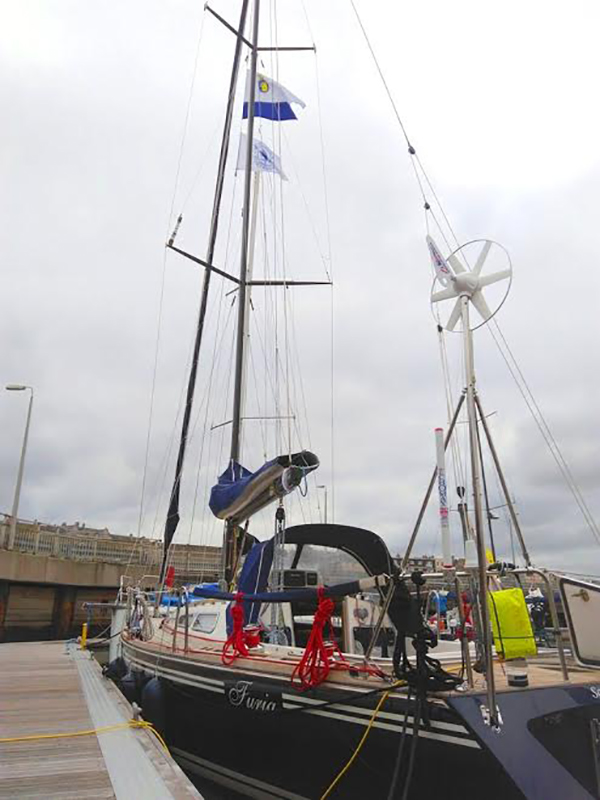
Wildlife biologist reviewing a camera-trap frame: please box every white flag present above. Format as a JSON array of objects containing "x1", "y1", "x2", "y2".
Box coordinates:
[
  {"x1": 243, "y1": 72, "x2": 305, "y2": 121},
  {"x1": 236, "y1": 135, "x2": 287, "y2": 180}
]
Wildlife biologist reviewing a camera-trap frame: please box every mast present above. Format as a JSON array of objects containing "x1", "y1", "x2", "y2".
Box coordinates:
[
  {"x1": 160, "y1": 0, "x2": 252, "y2": 584},
  {"x1": 231, "y1": 0, "x2": 260, "y2": 465},
  {"x1": 223, "y1": 0, "x2": 261, "y2": 585},
  {"x1": 239, "y1": 170, "x2": 261, "y2": 448}
]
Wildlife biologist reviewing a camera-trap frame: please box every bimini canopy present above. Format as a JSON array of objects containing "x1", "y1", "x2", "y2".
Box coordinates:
[
  {"x1": 284, "y1": 523, "x2": 395, "y2": 580},
  {"x1": 209, "y1": 451, "x2": 319, "y2": 525}
]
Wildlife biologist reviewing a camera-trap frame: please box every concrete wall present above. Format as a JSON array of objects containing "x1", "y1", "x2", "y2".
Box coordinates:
[
  {"x1": 0, "y1": 552, "x2": 146, "y2": 642},
  {"x1": 0, "y1": 538, "x2": 220, "y2": 641},
  {"x1": 0, "y1": 581, "x2": 117, "y2": 642},
  {"x1": 0, "y1": 549, "x2": 151, "y2": 588}
]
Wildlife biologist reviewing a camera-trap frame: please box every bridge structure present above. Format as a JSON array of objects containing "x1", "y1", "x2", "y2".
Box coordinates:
[{"x1": 0, "y1": 515, "x2": 221, "y2": 641}]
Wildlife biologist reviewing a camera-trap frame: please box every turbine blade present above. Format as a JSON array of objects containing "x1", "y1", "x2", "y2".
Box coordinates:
[
  {"x1": 473, "y1": 240, "x2": 492, "y2": 275},
  {"x1": 426, "y1": 235, "x2": 454, "y2": 286},
  {"x1": 447, "y1": 298, "x2": 463, "y2": 331},
  {"x1": 448, "y1": 253, "x2": 467, "y2": 274},
  {"x1": 432, "y1": 285, "x2": 458, "y2": 303},
  {"x1": 471, "y1": 290, "x2": 493, "y2": 321},
  {"x1": 478, "y1": 268, "x2": 511, "y2": 288}
]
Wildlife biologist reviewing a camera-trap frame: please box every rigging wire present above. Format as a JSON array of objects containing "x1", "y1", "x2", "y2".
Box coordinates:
[
  {"x1": 245, "y1": 180, "x2": 319, "y2": 525},
  {"x1": 490, "y1": 455, "x2": 517, "y2": 563},
  {"x1": 279, "y1": 128, "x2": 330, "y2": 276},
  {"x1": 350, "y1": 0, "x2": 600, "y2": 558},
  {"x1": 157, "y1": 303, "x2": 231, "y2": 579},
  {"x1": 184, "y1": 169, "x2": 243, "y2": 555},
  {"x1": 268, "y1": 2, "x2": 294, "y2": 459},
  {"x1": 436, "y1": 325, "x2": 470, "y2": 551},
  {"x1": 186, "y1": 286, "x2": 236, "y2": 554},
  {"x1": 348, "y1": 1, "x2": 457, "y2": 246},
  {"x1": 160, "y1": 244, "x2": 241, "y2": 577},
  {"x1": 179, "y1": 119, "x2": 224, "y2": 213},
  {"x1": 148, "y1": 281, "x2": 222, "y2": 544},
  {"x1": 312, "y1": 39, "x2": 337, "y2": 523},
  {"x1": 144, "y1": 328, "x2": 198, "y2": 565},
  {"x1": 133, "y1": 5, "x2": 207, "y2": 562},
  {"x1": 488, "y1": 320, "x2": 600, "y2": 546}
]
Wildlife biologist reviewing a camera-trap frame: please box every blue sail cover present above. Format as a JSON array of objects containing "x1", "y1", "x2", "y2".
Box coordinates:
[
  {"x1": 225, "y1": 538, "x2": 274, "y2": 633},
  {"x1": 209, "y1": 451, "x2": 319, "y2": 524}
]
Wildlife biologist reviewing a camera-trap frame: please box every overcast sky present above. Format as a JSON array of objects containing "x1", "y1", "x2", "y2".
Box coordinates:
[{"x1": 1, "y1": 0, "x2": 599, "y2": 576}]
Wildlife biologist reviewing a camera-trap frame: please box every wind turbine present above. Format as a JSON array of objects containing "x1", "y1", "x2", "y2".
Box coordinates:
[
  {"x1": 426, "y1": 235, "x2": 515, "y2": 728},
  {"x1": 428, "y1": 237, "x2": 512, "y2": 332}
]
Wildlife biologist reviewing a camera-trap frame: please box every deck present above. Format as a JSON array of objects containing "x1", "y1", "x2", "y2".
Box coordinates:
[{"x1": 0, "y1": 640, "x2": 202, "y2": 799}]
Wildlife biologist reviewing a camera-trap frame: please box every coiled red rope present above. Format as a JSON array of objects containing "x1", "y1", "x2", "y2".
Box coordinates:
[
  {"x1": 223, "y1": 588, "x2": 388, "y2": 682},
  {"x1": 222, "y1": 592, "x2": 250, "y2": 665},
  {"x1": 292, "y1": 587, "x2": 346, "y2": 690}
]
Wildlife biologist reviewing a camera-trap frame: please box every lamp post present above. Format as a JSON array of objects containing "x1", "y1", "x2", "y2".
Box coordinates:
[
  {"x1": 317, "y1": 485, "x2": 328, "y2": 524},
  {"x1": 5, "y1": 385, "x2": 34, "y2": 550}
]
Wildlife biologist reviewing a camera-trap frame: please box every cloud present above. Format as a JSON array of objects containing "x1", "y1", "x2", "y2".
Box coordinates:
[{"x1": 1, "y1": 0, "x2": 599, "y2": 580}]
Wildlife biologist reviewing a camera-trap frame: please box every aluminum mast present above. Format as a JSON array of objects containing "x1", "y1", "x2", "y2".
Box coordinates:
[
  {"x1": 159, "y1": 0, "x2": 252, "y2": 585},
  {"x1": 222, "y1": 0, "x2": 261, "y2": 586}
]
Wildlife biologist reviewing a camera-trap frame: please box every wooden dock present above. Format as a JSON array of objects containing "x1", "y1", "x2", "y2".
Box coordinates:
[{"x1": 0, "y1": 640, "x2": 202, "y2": 799}]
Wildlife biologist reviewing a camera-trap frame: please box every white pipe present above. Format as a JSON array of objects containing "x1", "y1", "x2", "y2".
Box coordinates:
[
  {"x1": 435, "y1": 427, "x2": 452, "y2": 568},
  {"x1": 109, "y1": 605, "x2": 127, "y2": 662},
  {"x1": 8, "y1": 387, "x2": 34, "y2": 550}
]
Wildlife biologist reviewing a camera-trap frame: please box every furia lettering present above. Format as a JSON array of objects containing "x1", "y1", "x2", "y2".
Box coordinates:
[{"x1": 227, "y1": 680, "x2": 279, "y2": 713}]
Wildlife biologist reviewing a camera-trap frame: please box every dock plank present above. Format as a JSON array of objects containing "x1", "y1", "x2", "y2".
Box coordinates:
[
  {"x1": 0, "y1": 641, "x2": 201, "y2": 799},
  {"x1": 0, "y1": 641, "x2": 115, "y2": 799}
]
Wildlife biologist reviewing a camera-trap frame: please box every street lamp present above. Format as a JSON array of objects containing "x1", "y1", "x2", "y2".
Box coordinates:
[
  {"x1": 5, "y1": 385, "x2": 34, "y2": 550},
  {"x1": 317, "y1": 485, "x2": 328, "y2": 524}
]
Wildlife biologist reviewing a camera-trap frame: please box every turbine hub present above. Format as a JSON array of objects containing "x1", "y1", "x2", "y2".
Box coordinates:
[{"x1": 454, "y1": 272, "x2": 479, "y2": 296}]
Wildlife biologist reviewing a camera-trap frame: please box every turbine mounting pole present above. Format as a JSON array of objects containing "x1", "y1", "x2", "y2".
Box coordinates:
[{"x1": 461, "y1": 295, "x2": 498, "y2": 727}]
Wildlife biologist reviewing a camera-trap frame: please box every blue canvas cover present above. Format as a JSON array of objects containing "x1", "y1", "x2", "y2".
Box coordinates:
[
  {"x1": 225, "y1": 538, "x2": 274, "y2": 633},
  {"x1": 238, "y1": 539, "x2": 274, "y2": 621},
  {"x1": 193, "y1": 577, "x2": 367, "y2": 604},
  {"x1": 209, "y1": 451, "x2": 319, "y2": 524},
  {"x1": 209, "y1": 459, "x2": 273, "y2": 517}
]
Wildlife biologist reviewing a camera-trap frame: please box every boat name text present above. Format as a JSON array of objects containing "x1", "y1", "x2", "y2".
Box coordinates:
[{"x1": 226, "y1": 680, "x2": 280, "y2": 713}]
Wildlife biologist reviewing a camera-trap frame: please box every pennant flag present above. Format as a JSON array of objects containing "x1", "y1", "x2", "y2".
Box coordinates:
[
  {"x1": 236, "y1": 134, "x2": 287, "y2": 180},
  {"x1": 426, "y1": 234, "x2": 453, "y2": 288},
  {"x1": 243, "y1": 72, "x2": 305, "y2": 121}
]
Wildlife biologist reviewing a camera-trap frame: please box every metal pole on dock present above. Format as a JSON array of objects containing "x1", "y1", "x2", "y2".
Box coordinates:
[{"x1": 6, "y1": 384, "x2": 34, "y2": 550}]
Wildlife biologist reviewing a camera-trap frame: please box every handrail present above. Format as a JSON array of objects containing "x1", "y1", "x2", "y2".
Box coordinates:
[
  {"x1": 0, "y1": 520, "x2": 221, "y2": 574},
  {"x1": 172, "y1": 590, "x2": 182, "y2": 652},
  {"x1": 184, "y1": 591, "x2": 190, "y2": 654},
  {"x1": 399, "y1": 565, "x2": 570, "y2": 682},
  {"x1": 510, "y1": 567, "x2": 569, "y2": 681},
  {"x1": 425, "y1": 589, "x2": 442, "y2": 632}
]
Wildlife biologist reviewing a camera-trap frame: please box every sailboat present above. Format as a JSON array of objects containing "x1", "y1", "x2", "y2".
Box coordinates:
[{"x1": 119, "y1": 2, "x2": 600, "y2": 799}]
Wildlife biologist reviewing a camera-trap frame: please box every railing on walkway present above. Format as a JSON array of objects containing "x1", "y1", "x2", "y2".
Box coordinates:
[{"x1": 0, "y1": 517, "x2": 221, "y2": 577}]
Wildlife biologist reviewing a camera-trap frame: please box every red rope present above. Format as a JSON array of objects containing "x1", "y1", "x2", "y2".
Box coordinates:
[
  {"x1": 292, "y1": 587, "x2": 347, "y2": 690},
  {"x1": 222, "y1": 592, "x2": 250, "y2": 665}
]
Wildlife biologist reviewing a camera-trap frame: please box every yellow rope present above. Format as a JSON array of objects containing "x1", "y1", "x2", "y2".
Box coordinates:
[
  {"x1": 0, "y1": 720, "x2": 169, "y2": 753},
  {"x1": 320, "y1": 680, "x2": 406, "y2": 800}
]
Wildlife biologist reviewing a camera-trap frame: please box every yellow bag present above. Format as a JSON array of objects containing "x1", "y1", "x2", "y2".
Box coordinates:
[{"x1": 487, "y1": 588, "x2": 537, "y2": 660}]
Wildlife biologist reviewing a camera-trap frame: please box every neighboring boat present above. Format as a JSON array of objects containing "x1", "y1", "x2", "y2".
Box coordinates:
[{"x1": 119, "y1": 3, "x2": 600, "y2": 799}]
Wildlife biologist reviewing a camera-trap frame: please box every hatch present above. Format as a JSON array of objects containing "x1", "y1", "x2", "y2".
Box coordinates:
[{"x1": 559, "y1": 576, "x2": 600, "y2": 668}]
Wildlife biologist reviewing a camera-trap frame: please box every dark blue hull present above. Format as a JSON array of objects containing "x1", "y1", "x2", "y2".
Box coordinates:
[{"x1": 123, "y1": 640, "x2": 600, "y2": 799}]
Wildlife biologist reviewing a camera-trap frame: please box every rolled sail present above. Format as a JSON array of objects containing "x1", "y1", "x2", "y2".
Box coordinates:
[{"x1": 209, "y1": 450, "x2": 319, "y2": 523}]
